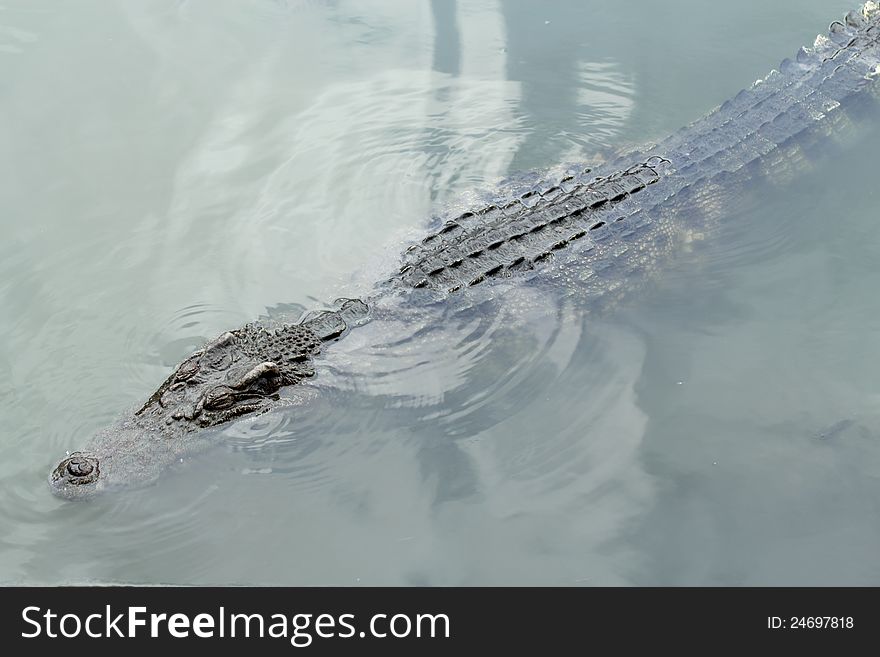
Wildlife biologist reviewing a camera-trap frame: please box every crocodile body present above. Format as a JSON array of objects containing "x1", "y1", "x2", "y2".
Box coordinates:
[{"x1": 50, "y1": 4, "x2": 880, "y2": 498}]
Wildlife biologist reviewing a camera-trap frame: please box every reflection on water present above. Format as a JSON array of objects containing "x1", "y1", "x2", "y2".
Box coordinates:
[
  {"x1": 1, "y1": 0, "x2": 879, "y2": 585},
  {"x1": 430, "y1": 0, "x2": 460, "y2": 76}
]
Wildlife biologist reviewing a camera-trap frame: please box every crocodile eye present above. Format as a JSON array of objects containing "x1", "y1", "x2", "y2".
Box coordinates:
[{"x1": 204, "y1": 386, "x2": 234, "y2": 410}]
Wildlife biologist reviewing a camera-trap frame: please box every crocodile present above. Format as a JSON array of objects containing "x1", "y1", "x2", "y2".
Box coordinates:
[{"x1": 49, "y1": 3, "x2": 880, "y2": 498}]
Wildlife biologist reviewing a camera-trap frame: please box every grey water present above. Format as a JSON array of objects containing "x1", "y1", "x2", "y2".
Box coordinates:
[{"x1": 2, "y1": 0, "x2": 879, "y2": 585}]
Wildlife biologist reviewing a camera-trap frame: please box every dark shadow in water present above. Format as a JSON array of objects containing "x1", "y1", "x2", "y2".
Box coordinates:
[
  {"x1": 500, "y1": 1, "x2": 590, "y2": 170},
  {"x1": 499, "y1": 1, "x2": 661, "y2": 171},
  {"x1": 430, "y1": 0, "x2": 460, "y2": 76},
  {"x1": 424, "y1": 1, "x2": 464, "y2": 202}
]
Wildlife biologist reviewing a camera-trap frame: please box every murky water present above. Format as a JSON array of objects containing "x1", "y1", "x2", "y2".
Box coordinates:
[{"x1": 2, "y1": 0, "x2": 879, "y2": 585}]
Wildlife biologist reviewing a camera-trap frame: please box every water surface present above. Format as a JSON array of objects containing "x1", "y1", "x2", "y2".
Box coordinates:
[{"x1": 1, "y1": 0, "x2": 878, "y2": 585}]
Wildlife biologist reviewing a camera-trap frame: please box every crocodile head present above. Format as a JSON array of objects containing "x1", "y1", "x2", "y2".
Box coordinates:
[
  {"x1": 48, "y1": 325, "x2": 322, "y2": 499},
  {"x1": 46, "y1": 355, "x2": 288, "y2": 500},
  {"x1": 48, "y1": 301, "x2": 369, "y2": 500}
]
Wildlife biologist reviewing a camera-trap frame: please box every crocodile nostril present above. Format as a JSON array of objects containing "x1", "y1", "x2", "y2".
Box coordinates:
[
  {"x1": 52, "y1": 453, "x2": 100, "y2": 489},
  {"x1": 67, "y1": 457, "x2": 93, "y2": 477}
]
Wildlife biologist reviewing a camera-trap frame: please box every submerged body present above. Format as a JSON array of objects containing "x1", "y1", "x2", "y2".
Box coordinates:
[{"x1": 50, "y1": 4, "x2": 880, "y2": 498}]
